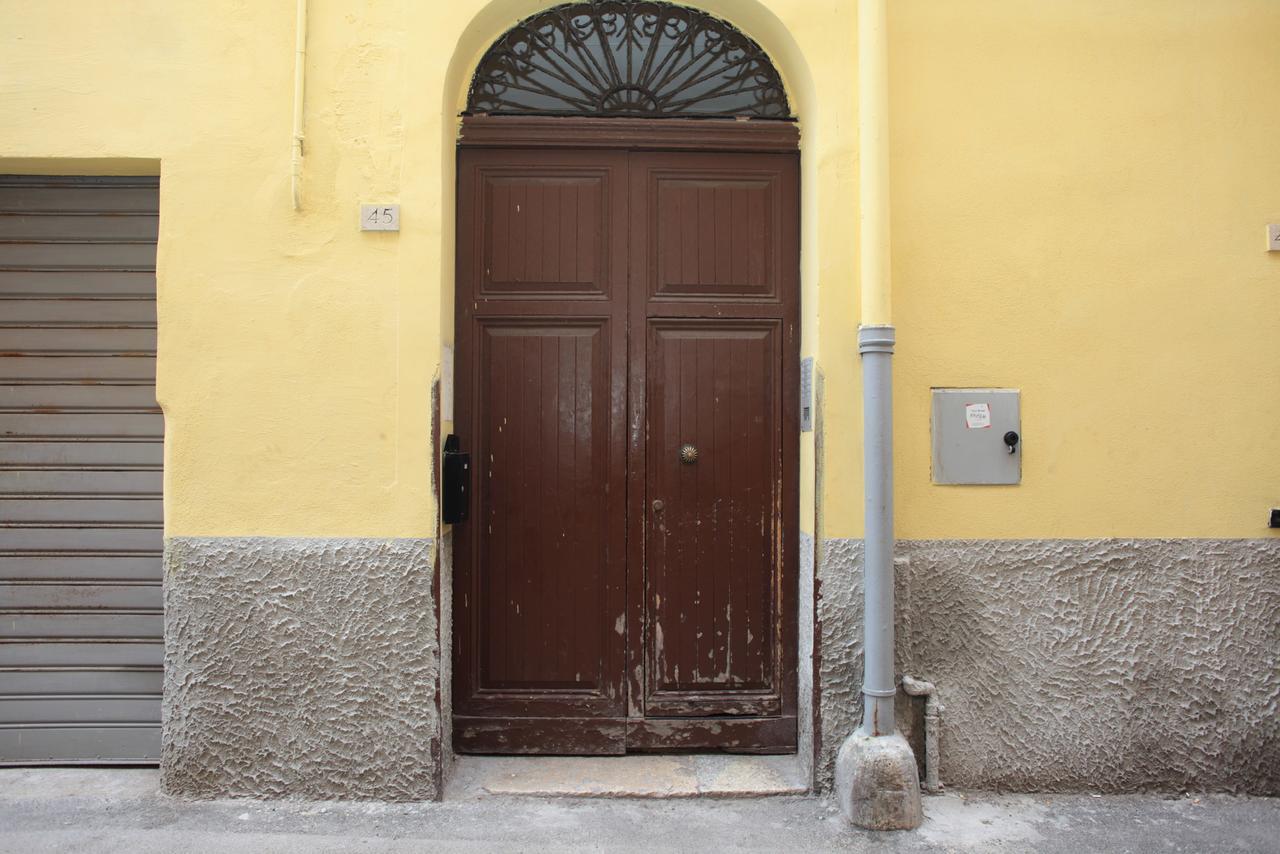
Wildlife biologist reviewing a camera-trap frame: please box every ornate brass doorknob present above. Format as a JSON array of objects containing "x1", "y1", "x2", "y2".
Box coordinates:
[{"x1": 679, "y1": 444, "x2": 699, "y2": 464}]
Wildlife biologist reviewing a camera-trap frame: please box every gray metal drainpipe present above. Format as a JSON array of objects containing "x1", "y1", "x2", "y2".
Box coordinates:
[
  {"x1": 856, "y1": 0, "x2": 898, "y2": 740},
  {"x1": 857, "y1": 325, "x2": 896, "y2": 736},
  {"x1": 835, "y1": 0, "x2": 923, "y2": 829}
]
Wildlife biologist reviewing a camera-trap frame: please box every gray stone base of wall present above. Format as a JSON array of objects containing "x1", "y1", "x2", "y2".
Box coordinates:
[
  {"x1": 817, "y1": 538, "x2": 1280, "y2": 795},
  {"x1": 160, "y1": 535, "x2": 1276, "y2": 800},
  {"x1": 162, "y1": 537, "x2": 440, "y2": 801}
]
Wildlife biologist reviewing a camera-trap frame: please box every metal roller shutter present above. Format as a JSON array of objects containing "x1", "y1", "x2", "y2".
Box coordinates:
[{"x1": 0, "y1": 175, "x2": 162, "y2": 763}]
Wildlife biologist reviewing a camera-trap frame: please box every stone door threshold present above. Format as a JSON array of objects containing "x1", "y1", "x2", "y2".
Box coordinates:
[{"x1": 446, "y1": 754, "x2": 809, "y2": 799}]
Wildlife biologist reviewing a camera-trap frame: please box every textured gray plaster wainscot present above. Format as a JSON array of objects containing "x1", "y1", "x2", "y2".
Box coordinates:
[
  {"x1": 797, "y1": 530, "x2": 815, "y2": 786},
  {"x1": 815, "y1": 536, "x2": 860, "y2": 793},
  {"x1": 815, "y1": 539, "x2": 913, "y2": 792},
  {"x1": 163, "y1": 537, "x2": 441, "y2": 801},
  {"x1": 816, "y1": 538, "x2": 1280, "y2": 795},
  {"x1": 439, "y1": 529, "x2": 454, "y2": 780}
]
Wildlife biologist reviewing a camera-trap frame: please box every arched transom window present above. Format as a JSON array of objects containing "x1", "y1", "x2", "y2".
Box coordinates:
[{"x1": 468, "y1": 1, "x2": 792, "y2": 119}]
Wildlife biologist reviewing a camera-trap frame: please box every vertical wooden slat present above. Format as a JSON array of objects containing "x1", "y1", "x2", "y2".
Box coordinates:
[
  {"x1": 667, "y1": 335, "x2": 686, "y2": 686},
  {"x1": 696, "y1": 186, "x2": 715, "y2": 285},
  {"x1": 527, "y1": 181, "x2": 544, "y2": 285},
  {"x1": 730, "y1": 186, "x2": 747, "y2": 287},
  {"x1": 680, "y1": 185, "x2": 698, "y2": 287},
  {"x1": 559, "y1": 183, "x2": 576, "y2": 283},
  {"x1": 711, "y1": 335, "x2": 733, "y2": 684},
  {"x1": 660, "y1": 184, "x2": 680, "y2": 293},
  {"x1": 748, "y1": 185, "x2": 766, "y2": 290},
  {"x1": 543, "y1": 182, "x2": 559, "y2": 283},
  {"x1": 585, "y1": 180, "x2": 597, "y2": 286},
  {"x1": 696, "y1": 336, "x2": 717, "y2": 684},
  {"x1": 714, "y1": 186, "x2": 732, "y2": 287},
  {"x1": 492, "y1": 331, "x2": 509, "y2": 683},
  {"x1": 555, "y1": 336, "x2": 572, "y2": 681},
  {"x1": 573, "y1": 333, "x2": 592, "y2": 685},
  {"x1": 537, "y1": 334, "x2": 556, "y2": 683},
  {"x1": 490, "y1": 180, "x2": 509, "y2": 285},
  {"x1": 511, "y1": 182, "x2": 527, "y2": 283}
]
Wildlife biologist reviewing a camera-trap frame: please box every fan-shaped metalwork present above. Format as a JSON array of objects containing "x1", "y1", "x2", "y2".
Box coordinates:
[{"x1": 468, "y1": 1, "x2": 792, "y2": 119}]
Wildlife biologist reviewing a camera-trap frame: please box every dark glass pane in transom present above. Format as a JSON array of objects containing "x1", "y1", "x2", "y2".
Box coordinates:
[{"x1": 467, "y1": 1, "x2": 792, "y2": 119}]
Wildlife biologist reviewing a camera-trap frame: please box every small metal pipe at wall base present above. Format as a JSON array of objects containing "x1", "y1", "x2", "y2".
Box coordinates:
[{"x1": 901, "y1": 675, "x2": 943, "y2": 793}]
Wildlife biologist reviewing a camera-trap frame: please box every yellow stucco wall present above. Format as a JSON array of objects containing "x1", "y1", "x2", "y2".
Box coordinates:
[
  {"x1": 1, "y1": 1, "x2": 1276, "y2": 540},
  {"x1": 891, "y1": 0, "x2": 1280, "y2": 538}
]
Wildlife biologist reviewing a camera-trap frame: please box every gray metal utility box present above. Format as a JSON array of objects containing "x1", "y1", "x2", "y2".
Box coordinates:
[{"x1": 931, "y1": 388, "x2": 1021, "y2": 485}]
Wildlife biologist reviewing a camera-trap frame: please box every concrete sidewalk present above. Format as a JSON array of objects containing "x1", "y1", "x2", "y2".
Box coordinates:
[{"x1": 1, "y1": 769, "x2": 1277, "y2": 853}]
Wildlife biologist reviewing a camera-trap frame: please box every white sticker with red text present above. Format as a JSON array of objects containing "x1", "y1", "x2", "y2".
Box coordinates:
[{"x1": 964, "y1": 403, "x2": 992, "y2": 429}]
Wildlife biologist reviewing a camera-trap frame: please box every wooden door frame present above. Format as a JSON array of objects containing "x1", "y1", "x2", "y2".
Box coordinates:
[
  {"x1": 452, "y1": 115, "x2": 801, "y2": 754},
  {"x1": 459, "y1": 116, "x2": 799, "y2": 153}
]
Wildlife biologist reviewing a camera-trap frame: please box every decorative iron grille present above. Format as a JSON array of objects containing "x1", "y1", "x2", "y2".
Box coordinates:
[{"x1": 467, "y1": 1, "x2": 792, "y2": 119}]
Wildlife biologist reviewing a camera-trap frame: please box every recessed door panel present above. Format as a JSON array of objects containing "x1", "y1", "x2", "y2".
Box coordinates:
[
  {"x1": 644, "y1": 321, "x2": 783, "y2": 716},
  {"x1": 475, "y1": 321, "x2": 615, "y2": 697},
  {"x1": 650, "y1": 175, "x2": 778, "y2": 301},
  {"x1": 477, "y1": 168, "x2": 613, "y2": 299}
]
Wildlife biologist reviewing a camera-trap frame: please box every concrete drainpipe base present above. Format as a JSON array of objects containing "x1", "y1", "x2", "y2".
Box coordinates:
[{"x1": 834, "y1": 731, "x2": 924, "y2": 831}]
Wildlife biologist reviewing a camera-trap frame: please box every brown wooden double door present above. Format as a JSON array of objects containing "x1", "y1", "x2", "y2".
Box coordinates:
[{"x1": 453, "y1": 144, "x2": 798, "y2": 754}]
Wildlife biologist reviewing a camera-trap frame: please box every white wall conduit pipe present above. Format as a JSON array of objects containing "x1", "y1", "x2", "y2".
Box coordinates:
[
  {"x1": 291, "y1": 0, "x2": 308, "y2": 211},
  {"x1": 901, "y1": 675, "x2": 944, "y2": 793}
]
